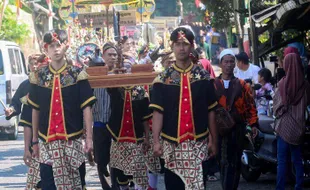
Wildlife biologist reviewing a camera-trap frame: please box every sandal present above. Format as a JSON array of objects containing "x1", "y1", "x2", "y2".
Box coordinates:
[{"x1": 208, "y1": 175, "x2": 218, "y2": 182}]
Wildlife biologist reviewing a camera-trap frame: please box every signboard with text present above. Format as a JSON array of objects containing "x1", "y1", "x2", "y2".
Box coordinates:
[
  {"x1": 78, "y1": 10, "x2": 136, "y2": 28},
  {"x1": 149, "y1": 19, "x2": 166, "y2": 31}
]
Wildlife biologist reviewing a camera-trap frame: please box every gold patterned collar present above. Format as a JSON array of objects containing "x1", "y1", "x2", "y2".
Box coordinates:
[
  {"x1": 49, "y1": 63, "x2": 67, "y2": 74},
  {"x1": 172, "y1": 62, "x2": 193, "y2": 73}
]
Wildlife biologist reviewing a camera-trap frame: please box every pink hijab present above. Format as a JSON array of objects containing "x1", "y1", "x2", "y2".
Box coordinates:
[
  {"x1": 284, "y1": 46, "x2": 299, "y2": 57},
  {"x1": 278, "y1": 53, "x2": 307, "y2": 106}
]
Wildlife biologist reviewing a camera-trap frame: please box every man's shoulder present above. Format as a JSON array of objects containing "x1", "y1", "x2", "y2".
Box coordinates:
[
  {"x1": 250, "y1": 64, "x2": 261, "y2": 72},
  {"x1": 153, "y1": 66, "x2": 175, "y2": 84},
  {"x1": 29, "y1": 65, "x2": 49, "y2": 84},
  {"x1": 191, "y1": 64, "x2": 211, "y2": 80},
  {"x1": 66, "y1": 64, "x2": 88, "y2": 81}
]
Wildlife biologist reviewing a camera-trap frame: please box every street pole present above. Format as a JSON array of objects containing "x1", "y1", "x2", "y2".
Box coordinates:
[
  {"x1": 140, "y1": 0, "x2": 142, "y2": 24},
  {"x1": 0, "y1": 0, "x2": 7, "y2": 30},
  {"x1": 248, "y1": 0, "x2": 259, "y2": 65},
  {"x1": 106, "y1": 4, "x2": 109, "y2": 40},
  {"x1": 177, "y1": 0, "x2": 183, "y2": 18},
  {"x1": 46, "y1": 0, "x2": 53, "y2": 30}
]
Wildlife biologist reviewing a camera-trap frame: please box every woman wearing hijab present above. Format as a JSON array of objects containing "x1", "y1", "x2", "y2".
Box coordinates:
[{"x1": 273, "y1": 53, "x2": 310, "y2": 190}]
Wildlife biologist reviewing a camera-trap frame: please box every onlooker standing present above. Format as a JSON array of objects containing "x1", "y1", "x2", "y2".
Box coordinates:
[
  {"x1": 256, "y1": 68, "x2": 274, "y2": 115},
  {"x1": 234, "y1": 52, "x2": 260, "y2": 84},
  {"x1": 91, "y1": 43, "x2": 119, "y2": 190},
  {"x1": 216, "y1": 49, "x2": 259, "y2": 190},
  {"x1": 273, "y1": 53, "x2": 310, "y2": 190},
  {"x1": 196, "y1": 47, "x2": 216, "y2": 78}
]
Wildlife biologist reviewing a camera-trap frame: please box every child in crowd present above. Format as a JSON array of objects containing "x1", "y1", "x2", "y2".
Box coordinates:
[{"x1": 256, "y1": 68, "x2": 274, "y2": 115}]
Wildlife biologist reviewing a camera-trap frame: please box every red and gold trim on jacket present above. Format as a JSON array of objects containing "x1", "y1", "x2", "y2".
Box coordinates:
[
  {"x1": 45, "y1": 64, "x2": 68, "y2": 142},
  {"x1": 46, "y1": 74, "x2": 68, "y2": 142},
  {"x1": 177, "y1": 70, "x2": 195, "y2": 143},
  {"x1": 107, "y1": 87, "x2": 141, "y2": 143}
]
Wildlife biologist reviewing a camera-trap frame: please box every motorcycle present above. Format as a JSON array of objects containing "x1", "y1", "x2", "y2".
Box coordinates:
[{"x1": 241, "y1": 86, "x2": 310, "y2": 182}]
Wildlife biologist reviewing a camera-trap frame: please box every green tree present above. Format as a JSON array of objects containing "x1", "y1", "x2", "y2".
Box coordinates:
[
  {"x1": 202, "y1": 0, "x2": 234, "y2": 30},
  {"x1": 0, "y1": 6, "x2": 30, "y2": 44}
]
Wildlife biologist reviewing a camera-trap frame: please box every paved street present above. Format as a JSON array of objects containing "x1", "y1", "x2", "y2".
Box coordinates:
[{"x1": 0, "y1": 128, "x2": 309, "y2": 190}]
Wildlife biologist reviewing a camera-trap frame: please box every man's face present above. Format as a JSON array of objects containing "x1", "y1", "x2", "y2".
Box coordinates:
[
  {"x1": 162, "y1": 58, "x2": 176, "y2": 69},
  {"x1": 172, "y1": 40, "x2": 193, "y2": 61},
  {"x1": 46, "y1": 42, "x2": 66, "y2": 62},
  {"x1": 236, "y1": 60, "x2": 242, "y2": 69},
  {"x1": 200, "y1": 51, "x2": 206, "y2": 59},
  {"x1": 123, "y1": 38, "x2": 134, "y2": 52},
  {"x1": 220, "y1": 55, "x2": 236, "y2": 75},
  {"x1": 103, "y1": 48, "x2": 118, "y2": 69}
]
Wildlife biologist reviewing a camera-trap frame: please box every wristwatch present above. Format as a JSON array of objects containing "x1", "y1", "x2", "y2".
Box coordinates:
[{"x1": 31, "y1": 141, "x2": 39, "y2": 146}]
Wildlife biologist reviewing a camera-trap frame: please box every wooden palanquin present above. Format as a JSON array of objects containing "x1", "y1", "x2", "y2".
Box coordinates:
[{"x1": 87, "y1": 64, "x2": 158, "y2": 88}]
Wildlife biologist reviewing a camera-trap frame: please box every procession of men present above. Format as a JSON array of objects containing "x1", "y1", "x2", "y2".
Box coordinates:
[{"x1": 2, "y1": 13, "x2": 310, "y2": 190}]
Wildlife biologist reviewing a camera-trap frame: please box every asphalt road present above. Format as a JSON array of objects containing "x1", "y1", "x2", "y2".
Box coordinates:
[{"x1": 0, "y1": 128, "x2": 309, "y2": 190}]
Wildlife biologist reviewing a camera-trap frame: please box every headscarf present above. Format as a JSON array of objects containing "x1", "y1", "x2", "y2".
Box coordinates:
[
  {"x1": 284, "y1": 46, "x2": 299, "y2": 57},
  {"x1": 278, "y1": 53, "x2": 307, "y2": 106},
  {"x1": 288, "y1": 42, "x2": 306, "y2": 57}
]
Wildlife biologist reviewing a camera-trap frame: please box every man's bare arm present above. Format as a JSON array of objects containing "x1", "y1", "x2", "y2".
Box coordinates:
[
  {"x1": 143, "y1": 120, "x2": 150, "y2": 140},
  {"x1": 152, "y1": 111, "x2": 163, "y2": 143},
  {"x1": 208, "y1": 110, "x2": 217, "y2": 145},
  {"x1": 83, "y1": 106, "x2": 93, "y2": 140},
  {"x1": 32, "y1": 109, "x2": 40, "y2": 142}
]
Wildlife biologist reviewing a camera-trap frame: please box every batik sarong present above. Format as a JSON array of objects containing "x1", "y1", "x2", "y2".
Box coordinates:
[
  {"x1": 144, "y1": 131, "x2": 161, "y2": 173},
  {"x1": 110, "y1": 141, "x2": 148, "y2": 189},
  {"x1": 39, "y1": 138, "x2": 85, "y2": 190},
  {"x1": 25, "y1": 158, "x2": 41, "y2": 190},
  {"x1": 162, "y1": 139, "x2": 208, "y2": 190}
]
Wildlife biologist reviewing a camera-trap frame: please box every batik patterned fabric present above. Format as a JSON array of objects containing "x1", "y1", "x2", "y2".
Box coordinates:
[
  {"x1": 216, "y1": 76, "x2": 258, "y2": 127},
  {"x1": 39, "y1": 138, "x2": 85, "y2": 190},
  {"x1": 162, "y1": 139, "x2": 208, "y2": 190},
  {"x1": 110, "y1": 141, "x2": 148, "y2": 189},
  {"x1": 25, "y1": 159, "x2": 41, "y2": 190},
  {"x1": 144, "y1": 131, "x2": 161, "y2": 173}
]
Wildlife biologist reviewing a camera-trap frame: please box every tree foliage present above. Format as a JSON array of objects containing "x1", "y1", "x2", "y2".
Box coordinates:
[
  {"x1": 0, "y1": 6, "x2": 31, "y2": 44},
  {"x1": 201, "y1": 0, "x2": 234, "y2": 29}
]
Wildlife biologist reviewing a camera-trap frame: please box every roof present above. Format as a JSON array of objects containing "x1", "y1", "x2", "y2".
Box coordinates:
[
  {"x1": 0, "y1": 41, "x2": 19, "y2": 47},
  {"x1": 251, "y1": 0, "x2": 310, "y2": 57}
]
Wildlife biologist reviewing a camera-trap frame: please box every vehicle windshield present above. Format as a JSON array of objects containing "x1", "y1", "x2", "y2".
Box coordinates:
[{"x1": 0, "y1": 49, "x2": 3, "y2": 75}]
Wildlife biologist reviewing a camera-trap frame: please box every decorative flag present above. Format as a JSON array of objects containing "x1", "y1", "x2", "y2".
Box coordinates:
[
  {"x1": 195, "y1": 0, "x2": 200, "y2": 8},
  {"x1": 16, "y1": 0, "x2": 22, "y2": 17}
]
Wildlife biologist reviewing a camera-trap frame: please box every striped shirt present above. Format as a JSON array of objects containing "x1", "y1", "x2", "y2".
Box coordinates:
[{"x1": 93, "y1": 88, "x2": 111, "y2": 124}]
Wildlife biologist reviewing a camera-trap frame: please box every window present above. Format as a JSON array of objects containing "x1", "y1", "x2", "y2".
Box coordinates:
[
  {"x1": 0, "y1": 50, "x2": 3, "y2": 75},
  {"x1": 21, "y1": 51, "x2": 27, "y2": 74},
  {"x1": 8, "y1": 49, "x2": 21, "y2": 74},
  {"x1": 14, "y1": 49, "x2": 22, "y2": 74}
]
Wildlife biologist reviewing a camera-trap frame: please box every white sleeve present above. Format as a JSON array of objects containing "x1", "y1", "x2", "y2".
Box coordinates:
[{"x1": 252, "y1": 65, "x2": 261, "y2": 84}]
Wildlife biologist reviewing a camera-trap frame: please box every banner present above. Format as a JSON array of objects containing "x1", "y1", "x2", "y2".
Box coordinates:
[{"x1": 78, "y1": 10, "x2": 136, "y2": 28}]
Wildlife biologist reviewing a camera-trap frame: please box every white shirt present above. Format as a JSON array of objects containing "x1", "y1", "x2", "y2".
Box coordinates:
[
  {"x1": 223, "y1": 80, "x2": 230, "y2": 89},
  {"x1": 234, "y1": 63, "x2": 261, "y2": 84}
]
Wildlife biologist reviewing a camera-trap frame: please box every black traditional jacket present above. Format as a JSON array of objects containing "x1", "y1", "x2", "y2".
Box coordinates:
[
  {"x1": 107, "y1": 86, "x2": 151, "y2": 143},
  {"x1": 6, "y1": 79, "x2": 32, "y2": 128},
  {"x1": 150, "y1": 63, "x2": 218, "y2": 144},
  {"x1": 28, "y1": 63, "x2": 96, "y2": 142}
]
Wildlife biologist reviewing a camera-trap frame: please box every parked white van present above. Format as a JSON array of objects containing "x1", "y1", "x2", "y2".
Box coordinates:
[{"x1": 0, "y1": 40, "x2": 28, "y2": 140}]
